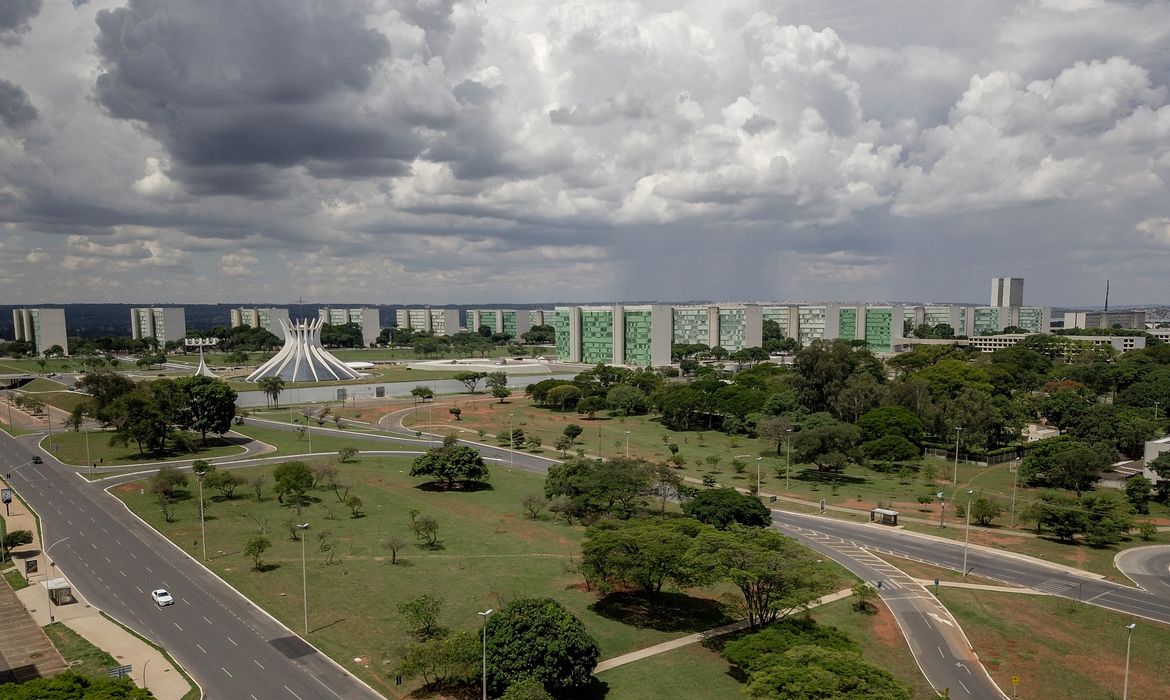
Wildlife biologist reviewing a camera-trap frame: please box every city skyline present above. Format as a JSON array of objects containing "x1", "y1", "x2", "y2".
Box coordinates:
[{"x1": 1, "y1": 1, "x2": 1168, "y2": 306}]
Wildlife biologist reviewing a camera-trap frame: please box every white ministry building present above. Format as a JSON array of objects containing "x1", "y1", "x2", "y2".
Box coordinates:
[{"x1": 130, "y1": 307, "x2": 186, "y2": 344}]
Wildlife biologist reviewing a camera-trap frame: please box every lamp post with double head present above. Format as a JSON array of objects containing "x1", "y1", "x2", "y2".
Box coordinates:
[
  {"x1": 962, "y1": 489, "x2": 974, "y2": 576},
  {"x1": 43, "y1": 535, "x2": 70, "y2": 623},
  {"x1": 194, "y1": 462, "x2": 209, "y2": 561},
  {"x1": 1123, "y1": 622, "x2": 1136, "y2": 700},
  {"x1": 952, "y1": 426, "x2": 963, "y2": 487},
  {"x1": 478, "y1": 608, "x2": 494, "y2": 700},
  {"x1": 296, "y1": 522, "x2": 310, "y2": 635}
]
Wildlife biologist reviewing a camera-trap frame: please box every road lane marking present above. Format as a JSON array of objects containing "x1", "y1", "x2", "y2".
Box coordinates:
[
  {"x1": 135, "y1": 586, "x2": 144, "y2": 593},
  {"x1": 145, "y1": 566, "x2": 153, "y2": 573},
  {"x1": 203, "y1": 616, "x2": 212, "y2": 624},
  {"x1": 104, "y1": 556, "x2": 111, "y2": 563},
  {"x1": 173, "y1": 623, "x2": 183, "y2": 631},
  {"x1": 285, "y1": 685, "x2": 304, "y2": 700},
  {"x1": 928, "y1": 612, "x2": 955, "y2": 627},
  {"x1": 958, "y1": 679, "x2": 970, "y2": 694},
  {"x1": 196, "y1": 643, "x2": 206, "y2": 653},
  {"x1": 90, "y1": 543, "x2": 97, "y2": 550},
  {"x1": 223, "y1": 667, "x2": 233, "y2": 678},
  {"x1": 937, "y1": 646, "x2": 945, "y2": 658},
  {"x1": 254, "y1": 660, "x2": 264, "y2": 669},
  {"x1": 313, "y1": 674, "x2": 344, "y2": 699},
  {"x1": 227, "y1": 636, "x2": 238, "y2": 646},
  {"x1": 119, "y1": 570, "x2": 126, "y2": 577}
]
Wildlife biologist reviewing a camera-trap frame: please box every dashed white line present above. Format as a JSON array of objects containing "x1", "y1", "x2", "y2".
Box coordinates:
[
  {"x1": 958, "y1": 679, "x2": 970, "y2": 694},
  {"x1": 135, "y1": 586, "x2": 144, "y2": 594},
  {"x1": 227, "y1": 636, "x2": 238, "y2": 646},
  {"x1": 119, "y1": 570, "x2": 126, "y2": 577},
  {"x1": 254, "y1": 659, "x2": 264, "y2": 669},
  {"x1": 222, "y1": 667, "x2": 233, "y2": 678},
  {"x1": 196, "y1": 643, "x2": 206, "y2": 654},
  {"x1": 104, "y1": 556, "x2": 111, "y2": 563},
  {"x1": 173, "y1": 622, "x2": 183, "y2": 631},
  {"x1": 937, "y1": 646, "x2": 945, "y2": 658},
  {"x1": 284, "y1": 685, "x2": 304, "y2": 700},
  {"x1": 203, "y1": 616, "x2": 212, "y2": 624},
  {"x1": 312, "y1": 675, "x2": 344, "y2": 699}
]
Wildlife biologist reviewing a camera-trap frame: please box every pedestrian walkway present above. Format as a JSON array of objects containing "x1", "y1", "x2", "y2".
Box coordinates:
[
  {"x1": 593, "y1": 588, "x2": 854, "y2": 673},
  {"x1": 1, "y1": 481, "x2": 190, "y2": 699}
]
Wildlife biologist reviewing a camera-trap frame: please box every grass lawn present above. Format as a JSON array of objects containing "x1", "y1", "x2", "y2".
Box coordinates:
[
  {"x1": 0, "y1": 359, "x2": 78, "y2": 374},
  {"x1": 597, "y1": 644, "x2": 744, "y2": 699},
  {"x1": 223, "y1": 366, "x2": 468, "y2": 393},
  {"x1": 112, "y1": 456, "x2": 743, "y2": 698},
  {"x1": 3, "y1": 569, "x2": 27, "y2": 591},
  {"x1": 941, "y1": 588, "x2": 1170, "y2": 699},
  {"x1": 43, "y1": 622, "x2": 118, "y2": 679},
  {"x1": 41, "y1": 430, "x2": 249, "y2": 467},
  {"x1": 231, "y1": 421, "x2": 416, "y2": 457}
]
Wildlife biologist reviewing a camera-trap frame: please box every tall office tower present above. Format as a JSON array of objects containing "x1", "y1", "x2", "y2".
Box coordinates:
[
  {"x1": 394, "y1": 307, "x2": 460, "y2": 336},
  {"x1": 318, "y1": 307, "x2": 380, "y2": 346},
  {"x1": 12, "y1": 308, "x2": 69, "y2": 356},
  {"x1": 230, "y1": 307, "x2": 291, "y2": 340},
  {"x1": 990, "y1": 277, "x2": 1024, "y2": 307},
  {"x1": 469, "y1": 309, "x2": 534, "y2": 338},
  {"x1": 130, "y1": 307, "x2": 187, "y2": 344},
  {"x1": 554, "y1": 305, "x2": 673, "y2": 367}
]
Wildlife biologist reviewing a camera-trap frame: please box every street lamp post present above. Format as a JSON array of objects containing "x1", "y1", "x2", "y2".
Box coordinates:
[
  {"x1": 756, "y1": 457, "x2": 762, "y2": 496},
  {"x1": 194, "y1": 464, "x2": 208, "y2": 561},
  {"x1": 296, "y1": 522, "x2": 310, "y2": 635},
  {"x1": 1010, "y1": 459, "x2": 1020, "y2": 529},
  {"x1": 1123, "y1": 623, "x2": 1136, "y2": 700},
  {"x1": 952, "y1": 426, "x2": 964, "y2": 487},
  {"x1": 937, "y1": 491, "x2": 946, "y2": 529},
  {"x1": 478, "y1": 609, "x2": 494, "y2": 700},
  {"x1": 508, "y1": 413, "x2": 515, "y2": 470},
  {"x1": 625, "y1": 431, "x2": 630, "y2": 458},
  {"x1": 786, "y1": 430, "x2": 793, "y2": 492},
  {"x1": 962, "y1": 489, "x2": 974, "y2": 576},
  {"x1": 43, "y1": 535, "x2": 70, "y2": 623}
]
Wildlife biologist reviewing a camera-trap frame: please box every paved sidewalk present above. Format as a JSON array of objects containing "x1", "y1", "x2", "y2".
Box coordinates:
[
  {"x1": 911, "y1": 579, "x2": 1049, "y2": 594},
  {"x1": 2, "y1": 480, "x2": 190, "y2": 699},
  {"x1": 0, "y1": 575, "x2": 66, "y2": 683},
  {"x1": 594, "y1": 588, "x2": 854, "y2": 673}
]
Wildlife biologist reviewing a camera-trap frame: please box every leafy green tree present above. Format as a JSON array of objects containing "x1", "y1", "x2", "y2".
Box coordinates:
[
  {"x1": 1039, "y1": 387, "x2": 1093, "y2": 432},
  {"x1": 543, "y1": 457, "x2": 652, "y2": 521},
  {"x1": 410, "y1": 434, "x2": 490, "y2": 487},
  {"x1": 546, "y1": 384, "x2": 581, "y2": 410},
  {"x1": 485, "y1": 597, "x2": 600, "y2": 697},
  {"x1": 1149, "y1": 452, "x2": 1170, "y2": 502},
  {"x1": 855, "y1": 406, "x2": 924, "y2": 445},
  {"x1": 410, "y1": 385, "x2": 434, "y2": 404},
  {"x1": 453, "y1": 371, "x2": 488, "y2": 393},
  {"x1": 577, "y1": 395, "x2": 607, "y2": 418},
  {"x1": 790, "y1": 418, "x2": 864, "y2": 473},
  {"x1": 744, "y1": 645, "x2": 912, "y2": 699},
  {"x1": 851, "y1": 582, "x2": 879, "y2": 613},
  {"x1": 1018, "y1": 436, "x2": 1079, "y2": 486},
  {"x1": 500, "y1": 677, "x2": 553, "y2": 700},
  {"x1": 792, "y1": 339, "x2": 883, "y2": 415},
  {"x1": 722, "y1": 617, "x2": 858, "y2": 677},
  {"x1": 398, "y1": 631, "x2": 479, "y2": 689},
  {"x1": 1050, "y1": 445, "x2": 1110, "y2": 496},
  {"x1": 689, "y1": 527, "x2": 832, "y2": 629},
  {"x1": 554, "y1": 435, "x2": 573, "y2": 456},
  {"x1": 757, "y1": 415, "x2": 794, "y2": 456},
  {"x1": 606, "y1": 384, "x2": 648, "y2": 415},
  {"x1": 861, "y1": 435, "x2": 920, "y2": 463},
  {"x1": 257, "y1": 376, "x2": 285, "y2": 408},
  {"x1": 204, "y1": 469, "x2": 243, "y2": 498},
  {"x1": 563, "y1": 424, "x2": 583, "y2": 442},
  {"x1": 412, "y1": 514, "x2": 441, "y2": 546},
  {"x1": 398, "y1": 593, "x2": 448, "y2": 641},
  {"x1": 1126, "y1": 474, "x2": 1153, "y2": 514},
  {"x1": 150, "y1": 465, "x2": 189, "y2": 500},
  {"x1": 273, "y1": 461, "x2": 313, "y2": 503},
  {"x1": 0, "y1": 672, "x2": 154, "y2": 699},
  {"x1": 970, "y1": 496, "x2": 1002, "y2": 526},
  {"x1": 1081, "y1": 494, "x2": 1135, "y2": 547},
  {"x1": 682, "y1": 488, "x2": 771, "y2": 529},
  {"x1": 174, "y1": 376, "x2": 238, "y2": 441},
  {"x1": 2, "y1": 529, "x2": 33, "y2": 555},
  {"x1": 243, "y1": 536, "x2": 271, "y2": 571},
  {"x1": 581, "y1": 519, "x2": 707, "y2": 593}
]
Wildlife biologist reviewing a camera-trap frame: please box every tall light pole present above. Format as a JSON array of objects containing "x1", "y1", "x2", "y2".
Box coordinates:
[
  {"x1": 952, "y1": 426, "x2": 964, "y2": 487},
  {"x1": 1123, "y1": 622, "x2": 1136, "y2": 700},
  {"x1": 938, "y1": 491, "x2": 946, "y2": 529},
  {"x1": 508, "y1": 413, "x2": 515, "y2": 470},
  {"x1": 785, "y1": 430, "x2": 793, "y2": 492},
  {"x1": 755, "y1": 457, "x2": 762, "y2": 495},
  {"x1": 1155, "y1": 401, "x2": 1161, "y2": 421},
  {"x1": 194, "y1": 464, "x2": 208, "y2": 561},
  {"x1": 478, "y1": 608, "x2": 493, "y2": 700},
  {"x1": 296, "y1": 522, "x2": 310, "y2": 635},
  {"x1": 1009, "y1": 459, "x2": 1020, "y2": 529},
  {"x1": 962, "y1": 489, "x2": 974, "y2": 576},
  {"x1": 625, "y1": 431, "x2": 630, "y2": 458},
  {"x1": 43, "y1": 535, "x2": 70, "y2": 623}
]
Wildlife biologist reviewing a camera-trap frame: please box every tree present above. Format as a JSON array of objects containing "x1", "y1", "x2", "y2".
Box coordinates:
[
  {"x1": 257, "y1": 376, "x2": 285, "y2": 408},
  {"x1": 650, "y1": 462, "x2": 683, "y2": 515},
  {"x1": 413, "y1": 514, "x2": 441, "y2": 546},
  {"x1": 0, "y1": 672, "x2": 154, "y2": 699},
  {"x1": 544, "y1": 457, "x2": 653, "y2": 521},
  {"x1": 243, "y1": 536, "x2": 271, "y2": 571},
  {"x1": 563, "y1": 424, "x2": 583, "y2": 442},
  {"x1": 554, "y1": 435, "x2": 573, "y2": 456},
  {"x1": 543, "y1": 384, "x2": 581, "y2": 411},
  {"x1": 345, "y1": 494, "x2": 364, "y2": 518},
  {"x1": 150, "y1": 465, "x2": 188, "y2": 500},
  {"x1": 682, "y1": 488, "x2": 771, "y2": 529},
  {"x1": 1149, "y1": 452, "x2": 1170, "y2": 502},
  {"x1": 792, "y1": 339, "x2": 883, "y2": 415},
  {"x1": 790, "y1": 418, "x2": 864, "y2": 473},
  {"x1": 606, "y1": 384, "x2": 648, "y2": 416},
  {"x1": 855, "y1": 406, "x2": 924, "y2": 445},
  {"x1": 454, "y1": 371, "x2": 488, "y2": 393},
  {"x1": 970, "y1": 496, "x2": 1002, "y2": 526},
  {"x1": 174, "y1": 376, "x2": 238, "y2": 441},
  {"x1": 410, "y1": 385, "x2": 434, "y2": 404},
  {"x1": 1051, "y1": 445, "x2": 1110, "y2": 496},
  {"x1": 491, "y1": 385, "x2": 512, "y2": 403},
  {"x1": 273, "y1": 461, "x2": 313, "y2": 503},
  {"x1": 410, "y1": 435, "x2": 491, "y2": 487},
  {"x1": 501, "y1": 677, "x2": 554, "y2": 700},
  {"x1": 757, "y1": 415, "x2": 794, "y2": 455},
  {"x1": 382, "y1": 534, "x2": 406, "y2": 564},
  {"x1": 581, "y1": 519, "x2": 707, "y2": 593},
  {"x1": 486, "y1": 371, "x2": 511, "y2": 403},
  {"x1": 398, "y1": 632, "x2": 479, "y2": 689},
  {"x1": 249, "y1": 474, "x2": 266, "y2": 501},
  {"x1": 1126, "y1": 475, "x2": 1153, "y2": 514},
  {"x1": 577, "y1": 395, "x2": 607, "y2": 419},
  {"x1": 448, "y1": 407, "x2": 461, "y2": 420},
  {"x1": 745, "y1": 645, "x2": 912, "y2": 699},
  {"x1": 851, "y1": 581, "x2": 879, "y2": 613},
  {"x1": 521, "y1": 493, "x2": 548, "y2": 519},
  {"x1": 204, "y1": 469, "x2": 243, "y2": 499},
  {"x1": 2, "y1": 529, "x2": 33, "y2": 555},
  {"x1": 398, "y1": 593, "x2": 448, "y2": 641},
  {"x1": 485, "y1": 597, "x2": 600, "y2": 697},
  {"x1": 689, "y1": 527, "x2": 832, "y2": 629},
  {"x1": 862, "y1": 435, "x2": 920, "y2": 463},
  {"x1": 338, "y1": 446, "x2": 358, "y2": 463}
]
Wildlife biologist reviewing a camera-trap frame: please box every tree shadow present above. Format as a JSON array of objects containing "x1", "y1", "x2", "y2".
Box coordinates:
[
  {"x1": 589, "y1": 591, "x2": 735, "y2": 632},
  {"x1": 414, "y1": 542, "x2": 446, "y2": 551},
  {"x1": 255, "y1": 563, "x2": 282, "y2": 573},
  {"x1": 792, "y1": 469, "x2": 867, "y2": 486},
  {"x1": 414, "y1": 481, "x2": 494, "y2": 493}
]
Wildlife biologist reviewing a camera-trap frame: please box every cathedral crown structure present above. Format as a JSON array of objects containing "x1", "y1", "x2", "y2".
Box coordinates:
[{"x1": 246, "y1": 319, "x2": 362, "y2": 383}]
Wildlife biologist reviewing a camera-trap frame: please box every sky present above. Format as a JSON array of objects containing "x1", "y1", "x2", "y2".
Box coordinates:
[{"x1": 0, "y1": 0, "x2": 1168, "y2": 308}]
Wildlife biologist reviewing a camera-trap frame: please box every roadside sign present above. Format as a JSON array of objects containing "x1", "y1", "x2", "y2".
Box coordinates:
[
  {"x1": 1012, "y1": 675, "x2": 1019, "y2": 686},
  {"x1": 107, "y1": 664, "x2": 132, "y2": 679},
  {"x1": 1, "y1": 488, "x2": 11, "y2": 503}
]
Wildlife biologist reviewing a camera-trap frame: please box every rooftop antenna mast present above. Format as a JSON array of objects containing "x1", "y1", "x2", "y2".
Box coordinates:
[{"x1": 1104, "y1": 280, "x2": 1110, "y2": 312}]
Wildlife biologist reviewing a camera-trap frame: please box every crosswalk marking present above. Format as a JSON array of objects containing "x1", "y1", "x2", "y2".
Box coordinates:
[{"x1": 1033, "y1": 579, "x2": 1076, "y2": 595}]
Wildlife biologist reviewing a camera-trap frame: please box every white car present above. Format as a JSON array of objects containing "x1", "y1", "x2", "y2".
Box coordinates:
[{"x1": 151, "y1": 589, "x2": 174, "y2": 607}]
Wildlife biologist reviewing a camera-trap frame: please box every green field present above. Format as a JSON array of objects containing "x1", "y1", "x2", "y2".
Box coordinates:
[
  {"x1": 942, "y1": 588, "x2": 1170, "y2": 699},
  {"x1": 231, "y1": 420, "x2": 416, "y2": 457},
  {"x1": 597, "y1": 644, "x2": 744, "y2": 699},
  {"x1": 43, "y1": 429, "x2": 248, "y2": 466},
  {"x1": 113, "y1": 455, "x2": 747, "y2": 698},
  {"x1": 42, "y1": 622, "x2": 119, "y2": 680},
  {"x1": 0, "y1": 358, "x2": 78, "y2": 374}
]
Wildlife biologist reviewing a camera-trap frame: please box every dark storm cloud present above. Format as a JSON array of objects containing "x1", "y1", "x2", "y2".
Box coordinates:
[
  {"x1": 93, "y1": 0, "x2": 419, "y2": 192},
  {"x1": 0, "y1": 79, "x2": 38, "y2": 127},
  {"x1": 0, "y1": 0, "x2": 41, "y2": 39}
]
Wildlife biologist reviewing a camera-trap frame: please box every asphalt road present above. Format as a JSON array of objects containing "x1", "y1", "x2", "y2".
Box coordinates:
[
  {"x1": 1, "y1": 430, "x2": 383, "y2": 700},
  {"x1": 1114, "y1": 545, "x2": 1170, "y2": 599}
]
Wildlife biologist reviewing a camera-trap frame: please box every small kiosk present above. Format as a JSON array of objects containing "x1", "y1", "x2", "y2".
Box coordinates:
[{"x1": 869, "y1": 508, "x2": 899, "y2": 526}]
